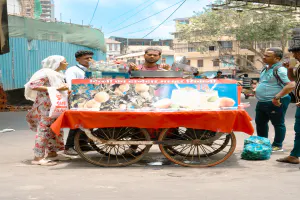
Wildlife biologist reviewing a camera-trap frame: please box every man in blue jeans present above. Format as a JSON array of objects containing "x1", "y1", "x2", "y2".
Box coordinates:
[
  {"x1": 255, "y1": 48, "x2": 295, "y2": 152},
  {"x1": 277, "y1": 35, "x2": 300, "y2": 164}
]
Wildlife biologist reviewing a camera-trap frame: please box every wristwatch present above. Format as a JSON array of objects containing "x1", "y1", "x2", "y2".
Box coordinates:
[{"x1": 274, "y1": 96, "x2": 281, "y2": 100}]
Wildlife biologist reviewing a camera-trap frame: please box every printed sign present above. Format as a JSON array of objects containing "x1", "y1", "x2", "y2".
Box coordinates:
[{"x1": 70, "y1": 79, "x2": 238, "y2": 111}]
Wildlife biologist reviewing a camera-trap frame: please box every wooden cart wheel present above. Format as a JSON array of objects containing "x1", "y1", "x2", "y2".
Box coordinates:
[
  {"x1": 75, "y1": 128, "x2": 152, "y2": 167},
  {"x1": 165, "y1": 128, "x2": 231, "y2": 157},
  {"x1": 158, "y1": 128, "x2": 236, "y2": 167}
]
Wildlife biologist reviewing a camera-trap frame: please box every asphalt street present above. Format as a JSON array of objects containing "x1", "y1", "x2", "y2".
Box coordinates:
[{"x1": 0, "y1": 96, "x2": 299, "y2": 200}]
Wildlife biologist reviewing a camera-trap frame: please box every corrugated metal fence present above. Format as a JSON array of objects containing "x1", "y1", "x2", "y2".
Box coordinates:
[{"x1": 0, "y1": 37, "x2": 106, "y2": 90}]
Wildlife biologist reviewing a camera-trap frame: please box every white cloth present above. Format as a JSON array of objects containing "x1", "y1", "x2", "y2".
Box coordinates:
[
  {"x1": 65, "y1": 64, "x2": 87, "y2": 89},
  {"x1": 24, "y1": 55, "x2": 66, "y2": 101}
]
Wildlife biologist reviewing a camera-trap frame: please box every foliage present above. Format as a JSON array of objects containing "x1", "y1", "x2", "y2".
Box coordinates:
[{"x1": 177, "y1": 1, "x2": 300, "y2": 71}]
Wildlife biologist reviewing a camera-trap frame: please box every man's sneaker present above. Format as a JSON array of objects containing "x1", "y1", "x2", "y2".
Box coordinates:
[
  {"x1": 64, "y1": 147, "x2": 78, "y2": 155},
  {"x1": 272, "y1": 146, "x2": 283, "y2": 152}
]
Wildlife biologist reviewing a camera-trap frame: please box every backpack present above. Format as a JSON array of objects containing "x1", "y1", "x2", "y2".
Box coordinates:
[{"x1": 261, "y1": 65, "x2": 296, "y2": 103}]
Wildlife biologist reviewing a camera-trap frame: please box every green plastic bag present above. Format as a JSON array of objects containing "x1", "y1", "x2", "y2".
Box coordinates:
[{"x1": 241, "y1": 136, "x2": 272, "y2": 160}]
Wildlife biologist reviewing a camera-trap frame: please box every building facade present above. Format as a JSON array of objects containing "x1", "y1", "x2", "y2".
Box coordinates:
[
  {"x1": 17, "y1": 0, "x2": 54, "y2": 22},
  {"x1": 105, "y1": 38, "x2": 121, "y2": 61},
  {"x1": 173, "y1": 18, "x2": 263, "y2": 75},
  {"x1": 109, "y1": 36, "x2": 173, "y2": 55},
  {"x1": 7, "y1": 0, "x2": 22, "y2": 15}
]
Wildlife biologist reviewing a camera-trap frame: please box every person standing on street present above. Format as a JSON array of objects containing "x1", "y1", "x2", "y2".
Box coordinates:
[
  {"x1": 129, "y1": 47, "x2": 171, "y2": 71},
  {"x1": 64, "y1": 50, "x2": 94, "y2": 155},
  {"x1": 277, "y1": 43, "x2": 300, "y2": 164},
  {"x1": 242, "y1": 74, "x2": 252, "y2": 89},
  {"x1": 255, "y1": 48, "x2": 295, "y2": 152},
  {"x1": 25, "y1": 56, "x2": 70, "y2": 166}
]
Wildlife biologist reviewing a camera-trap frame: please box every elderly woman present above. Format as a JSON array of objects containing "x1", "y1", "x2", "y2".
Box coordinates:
[{"x1": 25, "y1": 56, "x2": 70, "y2": 166}]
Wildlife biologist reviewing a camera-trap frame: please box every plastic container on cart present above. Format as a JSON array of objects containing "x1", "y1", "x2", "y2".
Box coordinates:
[
  {"x1": 102, "y1": 72, "x2": 130, "y2": 79},
  {"x1": 131, "y1": 71, "x2": 184, "y2": 78}
]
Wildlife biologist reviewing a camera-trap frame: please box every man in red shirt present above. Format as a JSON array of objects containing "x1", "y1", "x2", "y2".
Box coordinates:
[{"x1": 129, "y1": 47, "x2": 171, "y2": 71}]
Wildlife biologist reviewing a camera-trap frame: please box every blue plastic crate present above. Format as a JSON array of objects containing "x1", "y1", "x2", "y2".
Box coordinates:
[{"x1": 102, "y1": 72, "x2": 130, "y2": 79}]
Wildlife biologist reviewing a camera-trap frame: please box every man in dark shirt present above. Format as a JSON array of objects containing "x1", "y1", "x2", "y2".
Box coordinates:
[
  {"x1": 277, "y1": 41, "x2": 300, "y2": 164},
  {"x1": 214, "y1": 71, "x2": 223, "y2": 79}
]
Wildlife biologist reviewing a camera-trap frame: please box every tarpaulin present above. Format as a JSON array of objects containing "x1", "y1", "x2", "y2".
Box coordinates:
[{"x1": 51, "y1": 110, "x2": 254, "y2": 136}]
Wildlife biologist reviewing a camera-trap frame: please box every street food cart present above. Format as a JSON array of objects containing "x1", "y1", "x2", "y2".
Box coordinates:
[{"x1": 51, "y1": 71, "x2": 254, "y2": 168}]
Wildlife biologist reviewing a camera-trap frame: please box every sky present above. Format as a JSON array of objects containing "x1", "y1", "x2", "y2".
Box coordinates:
[{"x1": 54, "y1": 0, "x2": 213, "y2": 39}]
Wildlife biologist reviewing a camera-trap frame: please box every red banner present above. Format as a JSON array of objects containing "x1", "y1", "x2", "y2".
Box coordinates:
[{"x1": 72, "y1": 78, "x2": 237, "y2": 85}]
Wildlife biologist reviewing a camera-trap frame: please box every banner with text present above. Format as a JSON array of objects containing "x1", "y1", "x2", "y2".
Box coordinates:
[{"x1": 70, "y1": 79, "x2": 238, "y2": 111}]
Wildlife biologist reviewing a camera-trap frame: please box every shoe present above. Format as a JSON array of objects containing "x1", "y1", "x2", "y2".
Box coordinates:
[
  {"x1": 272, "y1": 146, "x2": 283, "y2": 152},
  {"x1": 47, "y1": 154, "x2": 72, "y2": 161},
  {"x1": 276, "y1": 156, "x2": 300, "y2": 164},
  {"x1": 64, "y1": 147, "x2": 78, "y2": 155},
  {"x1": 31, "y1": 158, "x2": 58, "y2": 166}
]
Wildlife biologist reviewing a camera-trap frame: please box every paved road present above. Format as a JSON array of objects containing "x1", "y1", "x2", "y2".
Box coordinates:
[{"x1": 0, "y1": 96, "x2": 299, "y2": 200}]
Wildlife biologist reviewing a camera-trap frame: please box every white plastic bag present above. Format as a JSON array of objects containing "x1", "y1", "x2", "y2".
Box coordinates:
[{"x1": 47, "y1": 87, "x2": 69, "y2": 118}]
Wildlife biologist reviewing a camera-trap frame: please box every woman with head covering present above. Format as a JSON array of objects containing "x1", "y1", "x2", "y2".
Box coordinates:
[{"x1": 25, "y1": 55, "x2": 69, "y2": 166}]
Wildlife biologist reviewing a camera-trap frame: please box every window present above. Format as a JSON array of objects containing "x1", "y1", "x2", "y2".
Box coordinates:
[
  {"x1": 213, "y1": 59, "x2": 220, "y2": 67},
  {"x1": 219, "y1": 41, "x2": 233, "y2": 49},
  {"x1": 198, "y1": 60, "x2": 203, "y2": 67},
  {"x1": 114, "y1": 44, "x2": 118, "y2": 51},
  {"x1": 247, "y1": 56, "x2": 255, "y2": 67},
  {"x1": 209, "y1": 46, "x2": 216, "y2": 51},
  {"x1": 270, "y1": 41, "x2": 281, "y2": 47},
  {"x1": 188, "y1": 47, "x2": 196, "y2": 52},
  {"x1": 109, "y1": 44, "x2": 112, "y2": 51}
]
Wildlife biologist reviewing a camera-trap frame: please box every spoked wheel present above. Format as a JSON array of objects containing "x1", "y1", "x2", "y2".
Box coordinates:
[
  {"x1": 74, "y1": 128, "x2": 152, "y2": 167},
  {"x1": 158, "y1": 128, "x2": 236, "y2": 167}
]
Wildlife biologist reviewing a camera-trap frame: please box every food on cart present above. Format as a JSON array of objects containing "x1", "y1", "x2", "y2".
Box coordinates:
[
  {"x1": 94, "y1": 92, "x2": 110, "y2": 103},
  {"x1": 207, "y1": 96, "x2": 218, "y2": 102},
  {"x1": 77, "y1": 100, "x2": 87, "y2": 108},
  {"x1": 119, "y1": 104, "x2": 127, "y2": 110},
  {"x1": 171, "y1": 88, "x2": 220, "y2": 109},
  {"x1": 115, "y1": 84, "x2": 130, "y2": 96},
  {"x1": 153, "y1": 98, "x2": 172, "y2": 109},
  {"x1": 140, "y1": 92, "x2": 151, "y2": 100},
  {"x1": 219, "y1": 97, "x2": 235, "y2": 108},
  {"x1": 135, "y1": 84, "x2": 150, "y2": 93},
  {"x1": 171, "y1": 88, "x2": 200, "y2": 108},
  {"x1": 199, "y1": 90, "x2": 220, "y2": 109},
  {"x1": 84, "y1": 99, "x2": 101, "y2": 109},
  {"x1": 70, "y1": 81, "x2": 238, "y2": 111},
  {"x1": 119, "y1": 84, "x2": 130, "y2": 92},
  {"x1": 114, "y1": 89, "x2": 124, "y2": 96}
]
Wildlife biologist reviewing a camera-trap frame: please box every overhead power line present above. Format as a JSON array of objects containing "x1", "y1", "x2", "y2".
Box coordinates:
[
  {"x1": 114, "y1": 0, "x2": 159, "y2": 29},
  {"x1": 89, "y1": 0, "x2": 100, "y2": 25},
  {"x1": 142, "y1": 0, "x2": 187, "y2": 38},
  {"x1": 123, "y1": 19, "x2": 174, "y2": 36},
  {"x1": 107, "y1": 0, "x2": 184, "y2": 34},
  {"x1": 108, "y1": 0, "x2": 148, "y2": 23}
]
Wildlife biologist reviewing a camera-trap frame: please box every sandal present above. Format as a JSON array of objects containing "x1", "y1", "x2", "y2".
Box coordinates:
[
  {"x1": 276, "y1": 156, "x2": 300, "y2": 164},
  {"x1": 31, "y1": 158, "x2": 58, "y2": 166},
  {"x1": 46, "y1": 154, "x2": 72, "y2": 161}
]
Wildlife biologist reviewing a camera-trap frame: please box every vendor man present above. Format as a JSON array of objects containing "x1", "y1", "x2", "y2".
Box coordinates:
[
  {"x1": 129, "y1": 47, "x2": 171, "y2": 71},
  {"x1": 214, "y1": 70, "x2": 223, "y2": 79}
]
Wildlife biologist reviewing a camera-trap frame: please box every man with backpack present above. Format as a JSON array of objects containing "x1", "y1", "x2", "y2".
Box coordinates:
[{"x1": 255, "y1": 48, "x2": 295, "y2": 152}]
